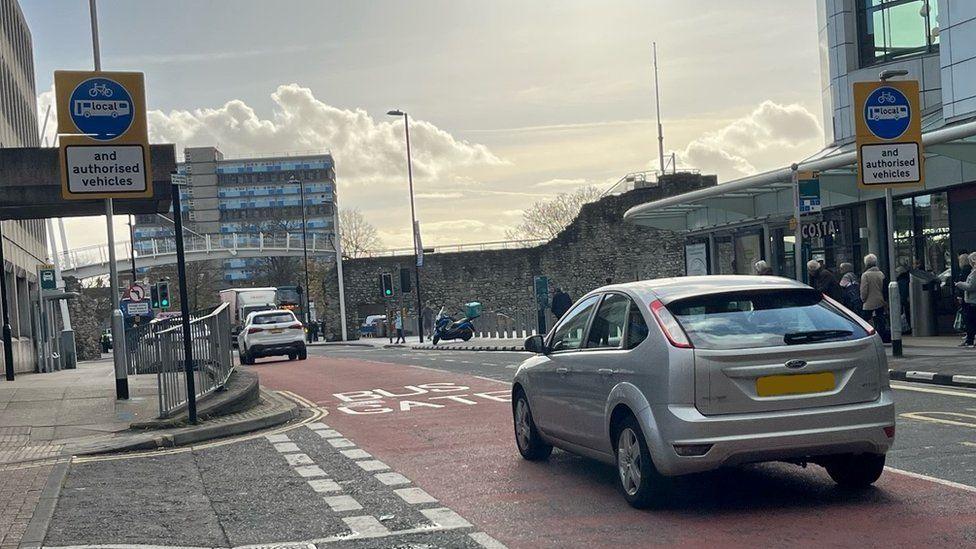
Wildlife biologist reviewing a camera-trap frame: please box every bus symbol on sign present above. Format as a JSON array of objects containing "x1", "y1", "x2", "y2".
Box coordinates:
[
  {"x1": 73, "y1": 99, "x2": 130, "y2": 119},
  {"x1": 867, "y1": 105, "x2": 908, "y2": 122}
]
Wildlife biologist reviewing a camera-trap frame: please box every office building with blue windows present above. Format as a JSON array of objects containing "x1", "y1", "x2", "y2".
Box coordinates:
[{"x1": 133, "y1": 146, "x2": 336, "y2": 282}]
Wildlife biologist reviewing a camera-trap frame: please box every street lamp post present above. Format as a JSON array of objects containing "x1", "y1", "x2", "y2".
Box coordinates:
[
  {"x1": 387, "y1": 109, "x2": 424, "y2": 343},
  {"x1": 290, "y1": 177, "x2": 313, "y2": 342}
]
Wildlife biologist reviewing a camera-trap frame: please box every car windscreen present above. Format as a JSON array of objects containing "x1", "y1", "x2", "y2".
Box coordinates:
[
  {"x1": 666, "y1": 289, "x2": 867, "y2": 350},
  {"x1": 253, "y1": 313, "x2": 296, "y2": 325}
]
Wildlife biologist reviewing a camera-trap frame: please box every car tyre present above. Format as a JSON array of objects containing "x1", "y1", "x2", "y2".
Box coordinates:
[
  {"x1": 825, "y1": 453, "x2": 885, "y2": 489},
  {"x1": 513, "y1": 390, "x2": 552, "y2": 461},
  {"x1": 288, "y1": 353, "x2": 297, "y2": 361},
  {"x1": 240, "y1": 350, "x2": 252, "y2": 365},
  {"x1": 298, "y1": 346, "x2": 307, "y2": 360},
  {"x1": 614, "y1": 416, "x2": 666, "y2": 509}
]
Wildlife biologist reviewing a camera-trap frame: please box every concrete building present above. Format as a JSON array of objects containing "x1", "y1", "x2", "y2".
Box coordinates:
[
  {"x1": 0, "y1": 0, "x2": 48, "y2": 372},
  {"x1": 624, "y1": 0, "x2": 976, "y2": 334},
  {"x1": 133, "y1": 146, "x2": 336, "y2": 282}
]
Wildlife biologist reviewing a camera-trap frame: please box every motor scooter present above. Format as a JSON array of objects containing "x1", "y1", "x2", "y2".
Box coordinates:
[{"x1": 432, "y1": 307, "x2": 477, "y2": 344}]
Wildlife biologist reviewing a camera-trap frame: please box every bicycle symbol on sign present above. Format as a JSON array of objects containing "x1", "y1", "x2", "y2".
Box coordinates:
[
  {"x1": 877, "y1": 90, "x2": 896, "y2": 104},
  {"x1": 88, "y1": 83, "x2": 113, "y2": 98}
]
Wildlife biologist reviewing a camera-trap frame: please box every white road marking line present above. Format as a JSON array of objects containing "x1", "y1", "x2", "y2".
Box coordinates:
[
  {"x1": 293, "y1": 465, "x2": 328, "y2": 478},
  {"x1": 469, "y1": 531, "x2": 508, "y2": 548},
  {"x1": 443, "y1": 359, "x2": 456, "y2": 363},
  {"x1": 340, "y1": 448, "x2": 372, "y2": 460},
  {"x1": 891, "y1": 382, "x2": 976, "y2": 398},
  {"x1": 323, "y1": 494, "x2": 363, "y2": 512},
  {"x1": 393, "y1": 487, "x2": 437, "y2": 504},
  {"x1": 355, "y1": 459, "x2": 390, "y2": 472},
  {"x1": 474, "y1": 375, "x2": 511, "y2": 385},
  {"x1": 283, "y1": 453, "x2": 315, "y2": 467},
  {"x1": 374, "y1": 472, "x2": 411, "y2": 486},
  {"x1": 315, "y1": 429, "x2": 343, "y2": 438},
  {"x1": 421, "y1": 507, "x2": 472, "y2": 528},
  {"x1": 327, "y1": 438, "x2": 356, "y2": 448},
  {"x1": 307, "y1": 478, "x2": 342, "y2": 493},
  {"x1": 342, "y1": 515, "x2": 390, "y2": 536},
  {"x1": 885, "y1": 466, "x2": 976, "y2": 492},
  {"x1": 273, "y1": 442, "x2": 301, "y2": 453},
  {"x1": 306, "y1": 422, "x2": 330, "y2": 431},
  {"x1": 961, "y1": 441, "x2": 976, "y2": 447},
  {"x1": 265, "y1": 434, "x2": 291, "y2": 443}
]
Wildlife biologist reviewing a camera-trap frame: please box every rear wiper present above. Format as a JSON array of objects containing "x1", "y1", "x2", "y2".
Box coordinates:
[{"x1": 783, "y1": 329, "x2": 853, "y2": 345}]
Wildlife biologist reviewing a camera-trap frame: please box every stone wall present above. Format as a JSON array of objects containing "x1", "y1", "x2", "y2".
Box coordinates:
[{"x1": 319, "y1": 173, "x2": 715, "y2": 340}]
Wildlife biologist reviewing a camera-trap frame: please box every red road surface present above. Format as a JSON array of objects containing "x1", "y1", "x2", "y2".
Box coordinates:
[{"x1": 257, "y1": 355, "x2": 976, "y2": 548}]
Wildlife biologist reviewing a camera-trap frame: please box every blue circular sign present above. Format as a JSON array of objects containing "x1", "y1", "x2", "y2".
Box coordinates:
[
  {"x1": 864, "y1": 86, "x2": 911, "y2": 140},
  {"x1": 68, "y1": 77, "x2": 134, "y2": 140}
]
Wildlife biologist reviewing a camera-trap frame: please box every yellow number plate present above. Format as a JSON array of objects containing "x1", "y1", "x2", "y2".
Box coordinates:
[{"x1": 756, "y1": 372, "x2": 835, "y2": 397}]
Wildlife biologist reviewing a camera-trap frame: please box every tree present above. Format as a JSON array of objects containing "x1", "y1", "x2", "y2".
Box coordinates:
[
  {"x1": 339, "y1": 208, "x2": 381, "y2": 258},
  {"x1": 505, "y1": 185, "x2": 603, "y2": 240}
]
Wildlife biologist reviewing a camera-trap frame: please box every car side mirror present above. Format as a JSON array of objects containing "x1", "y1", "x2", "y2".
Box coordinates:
[{"x1": 524, "y1": 335, "x2": 546, "y2": 354}]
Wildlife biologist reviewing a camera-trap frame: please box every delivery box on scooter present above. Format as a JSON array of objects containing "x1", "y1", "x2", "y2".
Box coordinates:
[{"x1": 465, "y1": 302, "x2": 483, "y2": 319}]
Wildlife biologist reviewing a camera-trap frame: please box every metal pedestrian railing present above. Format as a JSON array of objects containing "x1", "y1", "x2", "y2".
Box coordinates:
[{"x1": 156, "y1": 303, "x2": 235, "y2": 418}]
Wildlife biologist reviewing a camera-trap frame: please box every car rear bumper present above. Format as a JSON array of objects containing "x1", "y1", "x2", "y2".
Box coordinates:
[
  {"x1": 248, "y1": 341, "x2": 305, "y2": 358},
  {"x1": 642, "y1": 389, "x2": 896, "y2": 476}
]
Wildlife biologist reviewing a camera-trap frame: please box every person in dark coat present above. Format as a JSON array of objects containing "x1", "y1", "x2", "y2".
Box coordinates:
[
  {"x1": 551, "y1": 287, "x2": 572, "y2": 320},
  {"x1": 807, "y1": 260, "x2": 843, "y2": 302}
]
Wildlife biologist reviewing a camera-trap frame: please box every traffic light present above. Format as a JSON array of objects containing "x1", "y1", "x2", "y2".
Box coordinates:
[
  {"x1": 158, "y1": 281, "x2": 171, "y2": 309},
  {"x1": 399, "y1": 268, "x2": 412, "y2": 293},
  {"x1": 380, "y1": 273, "x2": 394, "y2": 298},
  {"x1": 150, "y1": 283, "x2": 160, "y2": 308}
]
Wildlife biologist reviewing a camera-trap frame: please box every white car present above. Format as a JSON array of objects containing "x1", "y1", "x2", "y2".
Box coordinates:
[{"x1": 238, "y1": 310, "x2": 307, "y2": 364}]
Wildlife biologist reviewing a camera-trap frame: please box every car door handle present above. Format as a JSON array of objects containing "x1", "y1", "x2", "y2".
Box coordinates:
[
  {"x1": 598, "y1": 368, "x2": 616, "y2": 376},
  {"x1": 555, "y1": 367, "x2": 570, "y2": 375}
]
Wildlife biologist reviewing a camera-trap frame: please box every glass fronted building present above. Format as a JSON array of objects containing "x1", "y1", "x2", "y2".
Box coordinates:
[
  {"x1": 624, "y1": 0, "x2": 976, "y2": 333},
  {"x1": 133, "y1": 146, "x2": 336, "y2": 282}
]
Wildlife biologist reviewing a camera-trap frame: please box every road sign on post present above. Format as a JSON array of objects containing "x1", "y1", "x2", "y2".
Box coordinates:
[
  {"x1": 39, "y1": 264, "x2": 57, "y2": 291},
  {"x1": 854, "y1": 80, "x2": 924, "y2": 189},
  {"x1": 54, "y1": 70, "x2": 153, "y2": 200}
]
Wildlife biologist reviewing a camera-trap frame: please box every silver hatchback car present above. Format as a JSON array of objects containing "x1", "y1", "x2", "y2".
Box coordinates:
[{"x1": 512, "y1": 276, "x2": 895, "y2": 508}]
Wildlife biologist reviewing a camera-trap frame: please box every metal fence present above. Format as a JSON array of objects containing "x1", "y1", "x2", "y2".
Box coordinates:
[
  {"x1": 156, "y1": 303, "x2": 235, "y2": 418},
  {"x1": 125, "y1": 308, "x2": 210, "y2": 375}
]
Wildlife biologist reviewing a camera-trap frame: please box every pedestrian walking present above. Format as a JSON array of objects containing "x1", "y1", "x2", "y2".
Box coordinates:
[
  {"x1": 807, "y1": 260, "x2": 843, "y2": 302},
  {"x1": 551, "y1": 287, "x2": 572, "y2": 320},
  {"x1": 394, "y1": 311, "x2": 405, "y2": 344},
  {"x1": 837, "y1": 262, "x2": 864, "y2": 318},
  {"x1": 753, "y1": 260, "x2": 773, "y2": 275},
  {"x1": 955, "y1": 251, "x2": 972, "y2": 339},
  {"x1": 860, "y1": 254, "x2": 889, "y2": 341},
  {"x1": 954, "y1": 252, "x2": 976, "y2": 348}
]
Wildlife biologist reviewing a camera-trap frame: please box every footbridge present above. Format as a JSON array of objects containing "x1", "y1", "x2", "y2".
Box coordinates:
[{"x1": 60, "y1": 233, "x2": 336, "y2": 278}]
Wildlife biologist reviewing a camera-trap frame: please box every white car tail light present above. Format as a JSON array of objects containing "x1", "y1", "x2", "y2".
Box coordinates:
[
  {"x1": 288, "y1": 322, "x2": 304, "y2": 330},
  {"x1": 650, "y1": 299, "x2": 693, "y2": 349},
  {"x1": 247, "y1": 327, "x2": 264, "y2": 334}
]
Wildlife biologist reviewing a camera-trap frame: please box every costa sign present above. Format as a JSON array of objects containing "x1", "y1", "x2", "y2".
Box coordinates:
[{"x1": 801, "y1": 220, "x2": 839, "y2": 239}]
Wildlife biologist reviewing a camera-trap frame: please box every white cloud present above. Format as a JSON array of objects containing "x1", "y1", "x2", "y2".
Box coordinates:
[
  {"x1": 415, "y1": 192, "x2": 465, "y2": 199},
  {"x1": 533, "y1": 178, "x2": 587, "y2": 188},
  {"x1": 679, "y1": 100, "x2": 823, "y2": 181}
]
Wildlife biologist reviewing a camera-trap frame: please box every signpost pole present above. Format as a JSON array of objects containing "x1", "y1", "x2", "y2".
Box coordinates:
[
  {"x1": 171, "y1": 174, "x2": 197, "y2": 424},
  {"x1": 885, "y1": 188, "x2": 903, "y2": 357},
  {"x1": 791, "y1": 165, "x2": 803, "y2": 282},
  {"x1": 88, "y1": 0, "x2": 128, "y2": 398}
]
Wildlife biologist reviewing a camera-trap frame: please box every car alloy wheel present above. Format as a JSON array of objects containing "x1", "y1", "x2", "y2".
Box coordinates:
[
  {"x1": 512, "y1": 392, "x2": 552, "y2": 460},
  {"x1": 617, "y1": 427, "x2": 643, "y2": 496},
  {"x1": 515, "y1": 399, "x2": 532, "y2": 451}
]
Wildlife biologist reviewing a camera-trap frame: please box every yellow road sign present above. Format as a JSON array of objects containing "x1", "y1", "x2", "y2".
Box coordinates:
[
  {"x1": 854, "y1": 80, "x2": 923, "y2": 189},
  {"x1": 54, "y1": 70, "x2": 153, "y2": 200}
]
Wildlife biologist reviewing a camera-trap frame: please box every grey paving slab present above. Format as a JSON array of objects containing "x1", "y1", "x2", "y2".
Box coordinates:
[{"x1": 44, "y1": 452, "x2": 226, "y2": 547}]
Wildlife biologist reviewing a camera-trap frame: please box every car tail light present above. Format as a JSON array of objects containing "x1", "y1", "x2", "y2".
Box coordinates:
[
  {"x1": 288, "y1": 322, "x2": 304, "y2": 330},
  {"x1": 821, "y1": 294, "x2": 875, "y2": 335},
  {"x1": 247, "y1": 327, "x2": 264, "y2": 334},
  {"x1": 649, "y1": 300, "x2": 693, "y2": 349},
  {"x1": 884, "y1": 425, "x2": 895, "y2": 438}
]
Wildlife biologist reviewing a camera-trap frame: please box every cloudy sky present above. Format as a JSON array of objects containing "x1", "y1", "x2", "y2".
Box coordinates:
[{"x1": 23, "y1": 0, "x2": 825, "y2": 250}]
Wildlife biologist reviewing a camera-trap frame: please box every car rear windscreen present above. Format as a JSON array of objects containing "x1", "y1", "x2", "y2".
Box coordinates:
[
  {"x1": 666, "y1": 289, "x2": 867, "y2": 350},
  {"x1": 254, "y1": 313, "x2": 296, "y2": 325}
]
